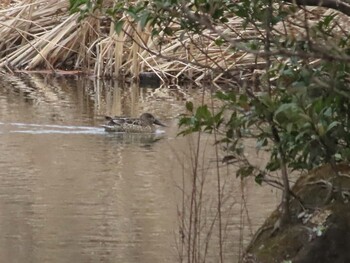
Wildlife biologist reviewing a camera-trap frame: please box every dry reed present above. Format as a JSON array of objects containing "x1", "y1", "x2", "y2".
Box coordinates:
[{"x1": 0, "y1": 0, "x2": 348, "y2": 84}]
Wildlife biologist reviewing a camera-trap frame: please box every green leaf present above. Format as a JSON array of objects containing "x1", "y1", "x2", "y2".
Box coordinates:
[
  {"x1": 298, "y1": 113, "x2": 312, "y2": 123},
  {"x1": 69, "y1": 0, "x2": 87, "y2": 13},
  {"x1": 236, "y1": 165, "x2": 254, "y2": 178},
  {"x1": 323, "y1": 107, "x2": 332, "y2": 117},
  {"x1": 215, "y1": 91, "x2": 236, "y2": 102},
  {"x1": 255, "y1": 173, "x2": 264, "y2": 185},
  {"x1": 213, "y1": 111, "x2": 223, "y2": 128},
  {"x1": 178, "y1": 116, "x2": 192, "y2": 127},
  {"x1": 286, "y1": 123, "x2": 294, "y2": 133},
  {"x1": 326, "y1": 121, "x2": 340, "y2": 133},
  {"x1": 186, "y1": 101, "x2": 194, "y2": 112},
  {"x1": 215, "y1": 38, "x2": 225, "y2": 46},
  {"x1": 114, "y1": 20, "x2": 124, "y2": 34},
  {"x1": 126, "y1": 8, "x2": 137, "y2": 19},
  {"x1": 275, "y1": 103, "x2": 299, "y2": 117},
  {"x1": 195, "y1": 105, "x2": 211, "y2": 120},
  {"x1": 256, "y1": 137, "x2": 268, "y2": 149},
  {"x1": 151, "y1": 28, "x2": 159, "y2": 37},
  {"x1": 226, "y1": 128, "x2": 234, "y2": 138},
  {"x1": 139, "y1": 12, "x2": 150, "y2": 29},
  {"x1": 266, "y1": 160, "x2": 280, "y2": 171}
]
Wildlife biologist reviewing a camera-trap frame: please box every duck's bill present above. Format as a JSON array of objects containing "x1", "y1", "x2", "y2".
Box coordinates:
[{"x1": 154, "y1": 119, "x2": 166, "y2": 127}]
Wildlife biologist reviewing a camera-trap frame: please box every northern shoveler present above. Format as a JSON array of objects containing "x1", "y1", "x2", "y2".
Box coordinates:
[{"x1": 103, "y1": 113, "x2": 166, "y2": 133}]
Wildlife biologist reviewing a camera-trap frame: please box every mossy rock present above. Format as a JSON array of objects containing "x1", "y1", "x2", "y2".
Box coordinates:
[{"x1": 244, "y1": 164, "x2": 350, "y2": 263}]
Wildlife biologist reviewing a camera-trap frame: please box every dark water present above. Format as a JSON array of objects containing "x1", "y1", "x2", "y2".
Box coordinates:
[{"x1": 0, "y1": 74, "x2": 279, "y2": 262}]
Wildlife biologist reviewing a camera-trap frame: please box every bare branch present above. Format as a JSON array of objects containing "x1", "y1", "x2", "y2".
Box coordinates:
[{"x1": 285, "y1": 0, "x2": 350, "y2": 16}]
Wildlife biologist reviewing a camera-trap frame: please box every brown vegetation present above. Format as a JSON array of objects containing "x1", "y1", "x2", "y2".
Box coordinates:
[{"x1": 0, "y1": 0, "x2": 349, "y2": 85}]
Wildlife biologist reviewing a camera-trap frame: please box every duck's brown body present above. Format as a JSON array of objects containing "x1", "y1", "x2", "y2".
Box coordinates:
[{"x1": 103, "y1": 113, "x2": 166, "y2": 133}]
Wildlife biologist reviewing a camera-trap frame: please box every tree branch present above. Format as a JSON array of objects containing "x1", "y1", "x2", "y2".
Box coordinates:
[{"x1": 285, "y1": 0, "x2": 350, "y2": 17}]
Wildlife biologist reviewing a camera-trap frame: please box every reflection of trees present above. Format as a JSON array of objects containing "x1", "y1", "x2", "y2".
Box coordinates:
[{"x1": 0, "y1": 74, "x2": 203, "y2": 124}]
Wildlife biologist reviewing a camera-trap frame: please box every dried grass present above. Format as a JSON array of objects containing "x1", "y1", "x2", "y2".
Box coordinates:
[{"x1": 0, "y1": 0, "x2": 348, "y2": 84}]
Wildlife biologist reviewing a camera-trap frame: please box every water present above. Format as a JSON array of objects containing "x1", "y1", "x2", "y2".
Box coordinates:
[{"x1": 0, "y1": 74, "x2": 279, "y2": 262}]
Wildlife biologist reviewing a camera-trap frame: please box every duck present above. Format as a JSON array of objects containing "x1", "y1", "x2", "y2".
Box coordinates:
[{"x1": 103, "y1": 113, "x2": 166, "y2": 133}]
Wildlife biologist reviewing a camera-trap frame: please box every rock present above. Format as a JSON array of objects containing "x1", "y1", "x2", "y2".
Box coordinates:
[{"x1": 244, "y1": 164, "x2": 350, "y2": 263}]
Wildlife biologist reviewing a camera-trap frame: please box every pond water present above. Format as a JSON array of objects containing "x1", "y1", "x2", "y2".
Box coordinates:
[{"x1": 0, "y1": 73, "x2": 279, "y2": 263}]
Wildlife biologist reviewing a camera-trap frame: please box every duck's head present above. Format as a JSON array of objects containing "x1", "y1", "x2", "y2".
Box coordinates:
[{"x1": 140, "y1": 113, "x2": 166, "y2": 127}]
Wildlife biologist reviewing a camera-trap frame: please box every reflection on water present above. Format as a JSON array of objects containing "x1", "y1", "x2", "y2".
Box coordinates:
[{"x1": 0, "y1": 74, "x2": 279, "y2": 262}]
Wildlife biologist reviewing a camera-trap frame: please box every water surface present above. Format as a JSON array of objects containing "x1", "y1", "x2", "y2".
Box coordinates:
[{"x1": 0, "y1": 74, "x2": 279, "y2": 262}]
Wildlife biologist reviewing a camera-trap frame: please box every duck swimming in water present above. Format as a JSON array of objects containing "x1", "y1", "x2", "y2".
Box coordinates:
[{"x1": 103, "y1": 113, "x2": 166, "y2": 133}]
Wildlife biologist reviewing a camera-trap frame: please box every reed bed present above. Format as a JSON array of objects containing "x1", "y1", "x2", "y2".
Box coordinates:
[{"x1": 0, "y1": 0, "x2": 348, "y2": 84}]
